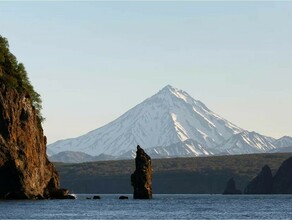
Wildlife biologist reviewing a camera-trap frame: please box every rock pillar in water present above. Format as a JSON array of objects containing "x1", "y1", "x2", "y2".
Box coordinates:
[
  {"x1": 272, "y1": 157, "x2": 292, "y2": 194},
  {"x1": 131, "y1": 145, "x2": 152, "y2": 199},
  {"x1": 244, "y1": 165, "x2": 273, "y2": 194},
  {"x1": 223, "y1": 177, "x2": 242, "y2": 194}
]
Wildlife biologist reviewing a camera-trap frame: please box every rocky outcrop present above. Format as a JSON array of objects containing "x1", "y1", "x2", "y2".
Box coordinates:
[
  {"x1": 243, "y1": 157, "x2": 292, "y2": 194},
  {"x1": 0, "y1": 84, "x2": 65, "y2": 199},
  {"x1": 223, "y1": 177, "x2": 242, "y2": 194},
  {"x1": 131, "y1": 145, "x2": 152, "y2": 199},
  {"x1": 272, "y1": 157, "x2": 292, "y2": 194},
  {"x1": 244, "y1": 165, "x2": 273, "y2": 194}
]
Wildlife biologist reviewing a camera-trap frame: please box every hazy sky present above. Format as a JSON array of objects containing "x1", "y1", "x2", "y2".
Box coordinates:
[{"x1": 1, "y1": 1, "x2": 292, "y2": 143}]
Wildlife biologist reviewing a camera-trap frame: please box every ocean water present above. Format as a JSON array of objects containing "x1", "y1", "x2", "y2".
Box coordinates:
[{"x1": 0, "y1": 194, "x2": 292, "y2": 219}]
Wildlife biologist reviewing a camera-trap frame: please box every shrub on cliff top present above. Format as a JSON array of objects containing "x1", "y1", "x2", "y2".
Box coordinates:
[{"x1": 0, "y1": 35, "x2": 44, "y2": 122}]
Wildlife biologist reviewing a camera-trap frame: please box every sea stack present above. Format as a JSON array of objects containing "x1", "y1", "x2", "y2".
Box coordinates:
[
  {"x1": 272, "y1": 157, "x2": 292, "y2": 194},
  {"x1": 223, "y1": 177, "x2": 242, "y2": 194},
  {"x1": 244, "y1": 165, "x2": 273, "y2": 194},
  {"x1": 131, "y1": 145, "x2": 153, "y2": 199},
  {"x1": 0, "y1": 35, "x2": 67, "y2": 199}
]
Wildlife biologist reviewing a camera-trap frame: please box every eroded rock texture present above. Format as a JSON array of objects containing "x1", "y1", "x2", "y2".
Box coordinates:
[
  {"x1": 0, "y1": 85, "x2": 65, "y2": 199},
  {"x1": 131, "y1": 145, "x2": 152, "y2": 199}
]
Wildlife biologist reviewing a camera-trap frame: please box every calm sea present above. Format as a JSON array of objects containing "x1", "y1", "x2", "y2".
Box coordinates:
[{"x1": 0, "y1": 194, "x2": 291, "y2": 219}]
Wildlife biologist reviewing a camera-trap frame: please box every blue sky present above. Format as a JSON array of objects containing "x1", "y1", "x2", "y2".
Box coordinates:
[{"x1": 1, "y1": 1, "x2": 292, "y2": 143}]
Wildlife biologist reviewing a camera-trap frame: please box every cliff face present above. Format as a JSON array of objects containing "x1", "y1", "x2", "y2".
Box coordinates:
[
  {"x1": 0, "y1": 84, "x2": 60, "y2": 199},
  {"x1": 131, "y1": 145, "x2": 152, "y2": 199}
]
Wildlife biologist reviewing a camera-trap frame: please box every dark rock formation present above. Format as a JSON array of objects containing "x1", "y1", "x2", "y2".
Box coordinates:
[
  {"x1": 48, "y1": 188, "x2": 76, "y2": 199},
  {"x1": 119, "y1": 196, "x2": 128, "y2": 200},
  {"x1": 272, "y1": 157, "x2": 292, "y2": 194},
  {"x1": 223, "y1": 177, "x2": 242, "y2": 194},
  {"x1": 0, "y1": 81, "x2": 65, "y2": 199},
  {"x1": 131, "y1": 145, "x2": 152, "y2": 199},
  {"x1": 93, "y1": 195, "x2": 101, "y2": 199},
  {"x1": 244, "y1": 165, "x2": 273, "y2": 194},
  {"x1": 4, "y1": 191, "x2": 32, "y2": 200}
]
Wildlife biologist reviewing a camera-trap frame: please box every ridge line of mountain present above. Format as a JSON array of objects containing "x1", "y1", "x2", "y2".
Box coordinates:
[{"x1": 48, "y1": 85, "x2": 292, "y2": 163}]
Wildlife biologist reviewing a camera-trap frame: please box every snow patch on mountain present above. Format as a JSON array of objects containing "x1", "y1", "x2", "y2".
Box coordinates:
[
  {"x1": 118, "y1": 139, "x2": 216, "y2": 159},
  {"x1": 273, "y1": 136, "x2": 292, "y2": 148},
  {"x1": 218, "y1": 131, "x2": 276, "y2": 154}
]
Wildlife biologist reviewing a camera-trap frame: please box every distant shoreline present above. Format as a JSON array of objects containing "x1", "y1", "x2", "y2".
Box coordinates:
[{"x1": 55, "y1": 152, "x2": 292, "y2": 194}]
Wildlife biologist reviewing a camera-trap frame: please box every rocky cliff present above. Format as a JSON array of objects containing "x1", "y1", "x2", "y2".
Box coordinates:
[
  {"x1": 0, "y1": 35, "x2": 67, "y2": 199},
  {"x1": 244, "y1": 165, "x2": 273, "y2": 194},
  {"x1": 131, "y1": 145, "x2": 152, "y2": 199},
  {"x1": 0, "y1": 84, "x2": 63, "y2": 199}
]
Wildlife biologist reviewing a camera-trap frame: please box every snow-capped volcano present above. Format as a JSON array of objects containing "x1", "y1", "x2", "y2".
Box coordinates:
[{"x1": 48, "y1": 85, "x2": 243, "y2": 156}]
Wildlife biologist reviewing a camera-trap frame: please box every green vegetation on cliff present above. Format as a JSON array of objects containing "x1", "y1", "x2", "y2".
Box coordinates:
[{"x1": 0, "y1": 35, "x2": 43, "y2": 122}]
